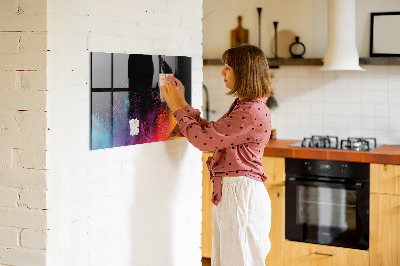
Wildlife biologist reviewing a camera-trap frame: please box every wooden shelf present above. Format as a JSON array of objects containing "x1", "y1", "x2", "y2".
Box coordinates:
[
  {"x1": 268, "y1": 58, "x2": 323, "y2": 67},
  {"x1": 203, "y1": 58, "x2": 323, "y2": 67},
  {"x1": 359, "y1": 57, "x2": 400, "y2": 65},
  {"x1": 203, "y1": 57, "x2": 400, "y2": 67}
]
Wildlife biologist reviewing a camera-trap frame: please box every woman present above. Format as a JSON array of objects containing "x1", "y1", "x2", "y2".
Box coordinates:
[{"x1": 161, "y1": 44, "x2": 273, "y2": 266}]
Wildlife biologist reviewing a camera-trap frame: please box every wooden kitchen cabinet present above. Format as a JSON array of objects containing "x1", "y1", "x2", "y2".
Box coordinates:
[
  {"x1": 262, "y1": 156, "x2": 285, "y2": 266},
  {"x1": 264, "y1": 184, "x2": 285, "y2": 266},
  {"x1": 261, "y1": 156, "x2": 285, "y2": 186},
  {"x1": 370, "y1": 163, "x2": 400, "y2": 266},
  {"x1": 370, "y1": 163, "x2": 400, "y2": 195},
  {"x1": 284, "y1": 241, "x2": 369, "y2": 266},
  {"x1": 202, "y1": 152, "x2": 213, "y2": 258},
  {"x1": 370, "y1": 193, "x2": 400, "y2": 266}
]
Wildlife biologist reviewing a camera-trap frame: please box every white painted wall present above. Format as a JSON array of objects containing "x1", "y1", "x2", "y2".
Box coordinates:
[
  {"x1": 203, "y1": 0, "x2": 400, "y2": 144},
  {"x1": 0, "y1": 0, "x2": 48, "y2": 265},
  {"x1": 46, "y1": 0, "x2": 203, "y2": 266}
]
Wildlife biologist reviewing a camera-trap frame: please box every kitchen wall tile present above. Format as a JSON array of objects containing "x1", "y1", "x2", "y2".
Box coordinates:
[
  {"x1": 311, "y1": 114, "x2": 324, "y2": 128},
  {"x1": 349, "y1": 116, "x2": 362, "y2": 129},
  {"x1": 336, "y1": 103, "x2": 349, "y2": 116},
  {"x1": 311, "y1": 127, "x2": 325, "y2": 136},
  {"x1": 361, "y1": 103, "x2": 374, "y2": 117},
  {"x1": 296, "y1": 127, "x2": 312, "y2": 138},
  {"x1": 311, "y1": 102, "x2": 324, "y2": 114},
  {"x1": 323, "y1": 86, "x2": 336, "y2": 103},
  {"x1": 298, "y1": 89, "x2": 313, "y2": 103},
  {"x1": 374, "y1": 90, "x2": 388, "y2": 104},
  {"x1": 273, "y1": 76, "x2": 286, "y2": 90},
  {"x1": 348, "y1": 90, "x2": 362, "y2": 103},
  {"x1": 374, "y1": 65, "x2": 388, "y2": 77},
  {"x1": 311, "y1": 86, "x2": 323, "y2": 101},
  {"x1": 348, "y1": 71, "x2": 362, "y2": 90},
  {"x1": 336, "y1": 90, "x2": 349, "y2": 103},
  {"x1": 335, "y1": 72, "x2": 349, "y2": 90},
  {"x1": 361, "y1": 90, "x2": 374, "y2": 103},
  {"x1": 286, "y1": 77, "x2": 299, "y2": 89},
  {"x1": 287, "y1": 113, "x2": 300, "y2": 127},
  {"x1": 388, "y1": 65, "x2": 400, "y2": 76},
  {"x1": 388, "y1": 131, "x2": 400, "y2": 143},
  {"x1": 362, "y1": 116, "x2": 375, "y2": 130},
  {"x1": 322, "y1": 70, "x2": 335, "y2": 78},
  {"x1": 298, "y1": 67, "x2": 311, "y2": 78},
  {"x1": 323, "y1": 115, "x2": 336, "y2": 129},
  {"x1": 310, "y1": 77, "x2": 324, "y2": 90},
  {"x1": 375, "y1": 117, "x2": 389, "y2": 129},
  {"x1": 336, "y1": 115, "x2": 348, "y2": 128},
  {"x1": 285, "y1": 66, "x2": 298, "y2": 77},
  {"x1": 362, "y1": 128, "x2": 375, "y2": 138},
  {"x1": 388, "y1": 104, "x2": 400, "y2": 117},
  {"x1": 348, "y1": 103, "x2": 362, "y2": 116},
  {"x1": 374, "y1": 130, "x2": 389, "y2": 144},
  {"x1": 361, "y1": 74, "x2": 374, "y2": 91},
  {"x1": 203, "y1": 65, "x2": 399, "y2": 144},
  {"x1": 388, "y1": 75, "x2": 400, "y2": 91},
  {"x1": 298, "y1": 102, "x2": 312, "y2": 114},
  {"x1": 323, "y1": 103, "x2": 336, "y2": 115},
  {"x1": 388, "y1": 91, "x2": 400, "y2": 104},
  {"x1": 375, "y1": 104, "x2": 389, "y2": 117},
  {"x1": 272, "y1": 67, "x2": 286, "y2": 78},
  {"x1": 374, "y1": 77, "x2": 388, "y2": 91},
  {"x1": 336, "y1": 128, "x2": 349, "y2": 140},
  {"x1": 388, "y1": 117, "x2": 400, "y2": 131},
  {"x1": 349, "y1": 128, "x2": 363, "y2": 137},
  {"x1": 310, "y1": 66, "x2": 324, "y2": 77},
  {"x1": 298, "y1": 77, "x2": 311, "y2": 89}
]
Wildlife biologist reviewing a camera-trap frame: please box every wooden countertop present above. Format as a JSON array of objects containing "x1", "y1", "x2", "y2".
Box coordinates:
[{"x1": 263, "y1": 139, "x2": 400, "y2": 165}]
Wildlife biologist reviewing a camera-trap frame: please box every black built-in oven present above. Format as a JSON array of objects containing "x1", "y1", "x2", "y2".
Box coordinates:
[{"x1": 285, "y1": 158, "x2": 369, "y2": 250}]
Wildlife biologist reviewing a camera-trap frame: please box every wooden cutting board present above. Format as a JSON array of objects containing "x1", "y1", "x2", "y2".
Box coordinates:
[{"x1": 231, "y1": 16, "x2": 249, "y2": 48}]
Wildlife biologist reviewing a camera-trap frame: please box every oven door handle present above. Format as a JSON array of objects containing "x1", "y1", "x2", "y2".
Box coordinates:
[{"x1": 286, "y1": 177, "x2": 364, "y2": 189}]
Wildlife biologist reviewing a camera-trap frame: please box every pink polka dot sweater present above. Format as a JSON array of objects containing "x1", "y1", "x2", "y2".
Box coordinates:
[{"x1": 170, "y1": 97, "x2": 272, "y2": 206}]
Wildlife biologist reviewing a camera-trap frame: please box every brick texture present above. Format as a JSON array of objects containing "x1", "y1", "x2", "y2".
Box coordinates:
[{"x1": 0, "y1": 0, "x2": 47, "y2": 264}]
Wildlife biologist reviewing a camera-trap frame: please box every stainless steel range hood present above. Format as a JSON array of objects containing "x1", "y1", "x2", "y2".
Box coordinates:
[{"x1": 320, "y1": 0, "x2": 365, "y2": 71}]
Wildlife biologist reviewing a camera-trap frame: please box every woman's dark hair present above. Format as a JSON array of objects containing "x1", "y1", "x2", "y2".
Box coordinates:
[{"x1": 221, "y1": 44, "x2": 273, "y2": 99}]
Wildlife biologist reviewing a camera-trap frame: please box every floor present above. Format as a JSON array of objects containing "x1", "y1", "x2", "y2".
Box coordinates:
[{"x1": 202, "y1": 257, "x2": 211, "y2": 266}]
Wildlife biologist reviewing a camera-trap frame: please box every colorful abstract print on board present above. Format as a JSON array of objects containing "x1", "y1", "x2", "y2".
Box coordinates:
[{"x1": 91, "y1": 52, "x2": 192, "y2": 150}]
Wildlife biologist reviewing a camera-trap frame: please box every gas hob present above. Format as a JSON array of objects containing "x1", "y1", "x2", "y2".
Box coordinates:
[{"x1": 289, "y1": 135, "x2": 382, "y2": 151}]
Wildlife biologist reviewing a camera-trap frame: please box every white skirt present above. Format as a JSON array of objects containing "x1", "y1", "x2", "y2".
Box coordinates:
[{"x1": 212, "y1": 176, "x2": 271, "y2": 266}]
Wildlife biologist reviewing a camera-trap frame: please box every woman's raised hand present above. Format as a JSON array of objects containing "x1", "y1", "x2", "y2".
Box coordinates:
[
  {"x1": 169, "y1": 76, "x2": 187, "y2": 108},
  {"x1": 160, "y1": 76, "x2": 186, "y2": 113}
]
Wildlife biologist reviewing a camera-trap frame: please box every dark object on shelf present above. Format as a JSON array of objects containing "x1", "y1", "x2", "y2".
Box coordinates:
[
  {"x1": 289, "y1": 36, "x2": 306, "y2": 58},
  {"x1": 266, "y1": 95, "x2": 278, "y2": 110},
  {"x1": 273, "y1": 21, "x2": 279, "y2": 58},
  {"x1": 231, "y1": 16, "x2": 249, "y2": 48},
  {"x1": 370, "y1": 12, "x2": 400, "y2": 57},
  {"x1": 257, "y1": 8, "x2": 262, "y2": 48}
]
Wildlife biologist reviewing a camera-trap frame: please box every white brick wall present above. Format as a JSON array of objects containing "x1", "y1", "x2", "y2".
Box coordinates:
[
  {"x1": 47, "y1": 1, "x2": 203, "y2": 266},
  {"x1": 0, "y1": 0, "x2": 48, "y2": 265}
]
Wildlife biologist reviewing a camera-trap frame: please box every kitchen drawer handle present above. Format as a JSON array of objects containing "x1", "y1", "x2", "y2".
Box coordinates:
[{"x1": 314, "y1": 252, "x2": 335, "y2": 257}]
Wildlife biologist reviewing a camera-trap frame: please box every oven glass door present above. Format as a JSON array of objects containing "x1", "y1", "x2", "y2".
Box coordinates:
[{"x1": 286, "y1": 179, "x2": 369, "y2": 250}]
